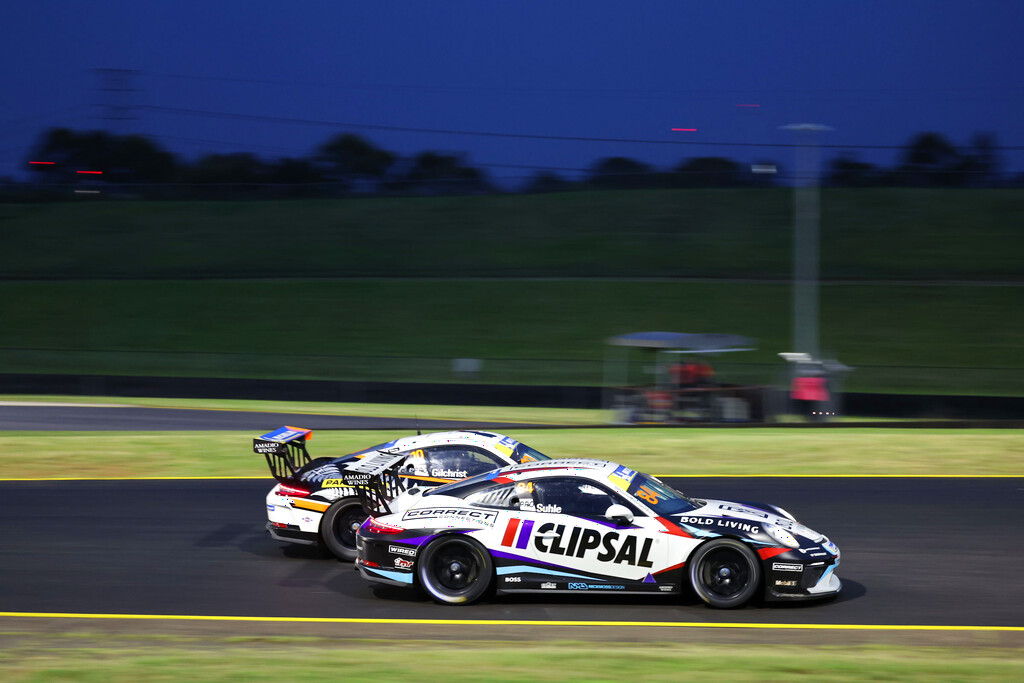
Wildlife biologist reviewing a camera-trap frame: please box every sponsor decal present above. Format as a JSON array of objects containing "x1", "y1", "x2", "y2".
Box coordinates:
[
  {"x1": 677, "y1": 516, "x2": 760, "y2": 534},
  {"x1": 394, "y1": 557, "x2": 414, "y2": 569},
  {"x1": 431, "y1": 468, "x2": 468, "y2": 479},
  {"x1": 533, "y1": 522, "x2": 654, "y2": 568},
  {"x1": 321, "y1": 478, "x2": 347, "y2": 488},
  {"x1": 266, "y1": 504, "x2": 275, "y2": 511},
  {"x1": 260, "y1": 427, "x2": 309, "y2": 442},
  {"x1": 504, "y1": 576, "x2": 522, "y2": 582},
  {"x1": 342, "y1": 472, "x2": 372, "y2": 486},
  {"x1": 569, "y1": 583, "x2": 625, "y2": 590},
  {"x1": 501, "y1": 518, "x2": 535, "y2": 549},
  {"x1": 301, "y1": 517, "x2": 313, "y2": 523},
  {"x1": 540, "y1": 582, "x2": 557, "y2": 589},
  {"x1": 535, "y1": 503, "x2": 562, "y2": 514},
  {"x1": 775, "y1": 579, "x2": 798, "y2": 587},
  {"x1": 773, "y1": 563, "x2": 804, "y2": 572},
  {"x1": 389, "y1": 545, "x2": 417, "y2": 557},
  {"x1": 403, "y1": 507, "x2": 498, "y2": 526},
  {"x1": 253, "y1": 439, "x2": 286, "y2": 455},
  {"x1": 717, "y1": 503, "x2": 770, "y2": 519},
  {"x1": 495, "y1": 436, "x2": 519, "y2": 456},
  {"x1": 608, "y1": 465, "x2": 637, "y2": 490},
  {"x1": 658, "y1": 585, "x2": 674, "y2": 592}
]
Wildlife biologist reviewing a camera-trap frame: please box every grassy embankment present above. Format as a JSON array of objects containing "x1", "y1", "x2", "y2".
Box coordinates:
[
  {"x1": 1, "y1": 189, "x2": 1022, "y2": 394},
  {"x1": 1, "y1": 280, "x2": 1022, "y2": 394},
  {"x1": 0, "y1": 638, "x2": 1021, "y2": 682},
  {"x1": 4, "y1": 189, "x2": 1023, "y2": 279}
]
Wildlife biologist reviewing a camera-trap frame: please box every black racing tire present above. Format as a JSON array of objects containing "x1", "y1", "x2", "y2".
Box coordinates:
[
  {"x1": 688, "y1": 538, "x2": 761, "y2": 609},
  {"x1": 417, "y1": 536, "x2": 494, "y2": 605},
  {"x1": 320, "y1": 498, "x2": 367, "y2": 562}
]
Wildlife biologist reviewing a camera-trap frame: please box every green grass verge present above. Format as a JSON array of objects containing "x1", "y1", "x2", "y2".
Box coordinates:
[
  {"x1": 3, "y1": 426, "x2": 1021, "y2": 479},
  {"x1": 0, "y1": 638, "x2": 1021, "y2": 682},
  {"x1": 2, "y1": 279, "x2": 1022, "y2": 394}
]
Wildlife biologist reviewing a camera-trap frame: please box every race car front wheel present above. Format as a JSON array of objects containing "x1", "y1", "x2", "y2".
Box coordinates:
[
  {"x1": 418, "y1": 536, "x2": 494, "y2": 605},
  {"x1": 320, "y1": 498, "x2": 366, "y2": 562},
  {"x1": 688, "y1": 538, "x2": 761, "y2": 609}
]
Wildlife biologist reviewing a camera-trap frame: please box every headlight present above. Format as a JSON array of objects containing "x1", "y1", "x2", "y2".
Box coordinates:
[
  {"x1": 821, "y1": 537, "x2": 839, "y2": 555},
  {"x1": 764, "y1": 523, "x2": 800, "y2": 548}
]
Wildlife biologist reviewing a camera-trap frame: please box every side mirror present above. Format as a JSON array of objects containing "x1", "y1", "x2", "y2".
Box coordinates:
[{"x1": 604, "y1": 504, "x2": 633, "y2": 525}]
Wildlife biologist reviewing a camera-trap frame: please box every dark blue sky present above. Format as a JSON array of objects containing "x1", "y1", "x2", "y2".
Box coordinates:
[{"x1": 4, "y1": 1, "x2": 1023, "y2": 184}]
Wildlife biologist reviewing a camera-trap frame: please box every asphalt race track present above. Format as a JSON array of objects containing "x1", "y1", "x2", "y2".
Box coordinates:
[
  {"x1": 0, "y1": 404, "x2": 546, "y2": 432},
  {"x1": 1, "y1": 477, "x2": 1021, "y2": 628}
]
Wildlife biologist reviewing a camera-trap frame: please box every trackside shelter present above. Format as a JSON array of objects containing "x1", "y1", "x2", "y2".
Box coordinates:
[{"x1": 604, "y1": 331, "x2": 766, "y2": 423}]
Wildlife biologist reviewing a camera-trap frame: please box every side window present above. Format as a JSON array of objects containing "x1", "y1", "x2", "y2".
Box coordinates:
[
  {"x1": 530, "y1": 477, "x2": 640, "y2": 517},
  {"x1": 464, "y1": 482, "x2": 520, "y2": 509},
  {"x1": 423, "y1": 445, "x2": 505, "y2": 479}
]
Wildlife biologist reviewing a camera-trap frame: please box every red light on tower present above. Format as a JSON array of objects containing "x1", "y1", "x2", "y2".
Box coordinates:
[
  {"x1": 77, "y1": 170, "x2": 103, "y2": 175},
  {"x1": 29, "y1": 161, "x2": 55, "y2": 165},
  {"x1": 671, "y1": 128, "x2": 698, "y2": 132}
]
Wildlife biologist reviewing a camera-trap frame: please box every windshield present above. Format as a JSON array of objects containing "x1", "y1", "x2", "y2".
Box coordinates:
[
  {"x1": 625, "y1": 473, "x2": 701, "y2": 516},
  {"x1": 512, "y1": 443, "x2": 551, "y2": 463}
]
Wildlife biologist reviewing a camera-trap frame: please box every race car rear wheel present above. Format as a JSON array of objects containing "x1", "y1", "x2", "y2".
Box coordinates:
[
  {"x1": 320, "y1": 498, "x2": 366, "y2": 562},
  {"x1": 688, "y1": 538, "x2": 761, "y2": 609},
  {"x1": 417, "y1": 536, "x2": 493, "y2": 605}
]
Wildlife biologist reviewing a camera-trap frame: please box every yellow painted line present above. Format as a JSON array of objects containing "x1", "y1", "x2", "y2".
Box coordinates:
[{"x1": 0, "y1": 612, "x2": 1020, "y2": 631}]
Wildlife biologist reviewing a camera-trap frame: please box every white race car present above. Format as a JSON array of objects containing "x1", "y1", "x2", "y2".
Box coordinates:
[
  {"x1": 254, "y1": 426, "x2": 551, "y2": 560},
  {"x1": 354, "y1": 459, "x2": 841, "y2": 608}
]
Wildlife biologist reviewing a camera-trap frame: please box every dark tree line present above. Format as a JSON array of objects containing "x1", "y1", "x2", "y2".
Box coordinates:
[
  {"x1": 8, "y1": 127, "x2": 1018, "y2": 200},
  {"x1": 824, "y1": 132, "x2": 1003, "y2": 188}
]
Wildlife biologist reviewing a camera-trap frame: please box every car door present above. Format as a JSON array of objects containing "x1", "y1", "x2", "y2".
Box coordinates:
[{"x1": 505, "y1": 476, "x2": 672, "y2": 590}]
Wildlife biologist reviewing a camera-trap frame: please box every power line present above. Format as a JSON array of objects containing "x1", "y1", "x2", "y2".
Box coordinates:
[
  {"x1": 139, "y1": 104, "x2": 1024, "y2": 151},
  {"x1": 146, "y1": 70, "x2": 1024, "y2": 98}
]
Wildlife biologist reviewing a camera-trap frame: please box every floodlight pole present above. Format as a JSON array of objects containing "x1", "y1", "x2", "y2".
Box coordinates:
[{"x1": 780, "y1": 123, "x2": 832, "y2": 361}]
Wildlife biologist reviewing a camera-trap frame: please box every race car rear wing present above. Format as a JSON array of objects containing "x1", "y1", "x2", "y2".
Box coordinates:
[
  {"x1": 253, "y1": 426, "x2": 313, "y2": 483},
  {"x1": 341, "y1": 451, "x2": 408, "y2": 516}
]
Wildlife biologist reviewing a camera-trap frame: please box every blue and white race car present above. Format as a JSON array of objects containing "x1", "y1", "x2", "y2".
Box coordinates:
[
  {"x1": 255, "y1": 427, "x2": 551, "y2": 561},
  {"x1": 354, "y1": 459, "x2": 841, "y2": 608}
]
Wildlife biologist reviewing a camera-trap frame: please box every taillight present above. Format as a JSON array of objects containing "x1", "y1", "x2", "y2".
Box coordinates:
[
  {"x1": 277, "y1": 483, "x2": 311, "y2": 497},
  {"x1": 365, "y1": 517, "x2": 404, "y2": 534}
]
